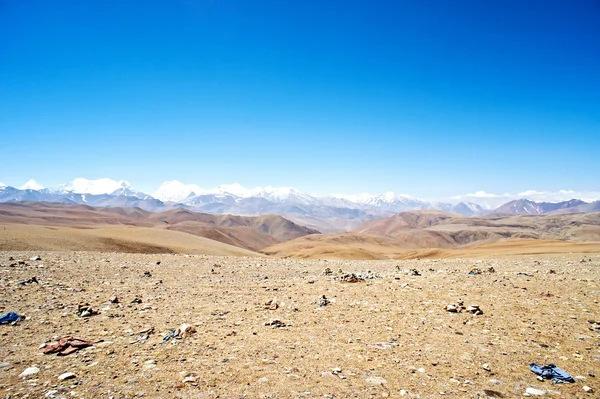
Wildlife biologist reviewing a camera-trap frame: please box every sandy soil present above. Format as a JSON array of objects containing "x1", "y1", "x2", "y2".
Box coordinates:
[{"x1": 0, "y1": 250, "x2": 598, "y2": 398}]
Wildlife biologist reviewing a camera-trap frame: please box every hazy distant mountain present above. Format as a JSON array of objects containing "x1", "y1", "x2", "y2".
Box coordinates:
[
  {"x1": 450, "y1": 202, "x2": 487, "y2": 216},
  {"x1": 493, "y1": 199, "x2": 587, "y2": 215},
  {"x1": 0, "y1": 178, "x2": 597, "y2": 232}
]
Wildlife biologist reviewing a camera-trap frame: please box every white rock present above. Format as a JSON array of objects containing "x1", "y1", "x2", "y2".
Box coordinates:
[
  {"x1": 19, "y1": 366, "x2": 40, "y2": 378},
  {"x1": 583, "y1": 386, "x2": 593, "y2": 393},
  {"x1": 58, "y1": 372, "x2": 76, "y2": 381},
  {"x1": 366, "y1": 376, "x2": 387, "y2": 385},
  {"x1": 525, "y1": 387, "x2": 546, "y2": 395}
]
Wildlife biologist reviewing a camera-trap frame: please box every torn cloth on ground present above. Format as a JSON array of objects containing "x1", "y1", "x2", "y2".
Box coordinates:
[
  {"x1": 530, "y1": 363, "x2": 575, "y2": 383},
  {"x1": 43, "y1": 336, "x2": 94, "y2": 356},
  {"x1": 0, "y1": 312, "x2": 21, "y2": 324}
]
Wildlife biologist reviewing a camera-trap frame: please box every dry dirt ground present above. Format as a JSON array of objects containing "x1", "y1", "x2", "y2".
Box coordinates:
[{"x1": 0, "y1": 251, "x2": 599, "y2": 398}]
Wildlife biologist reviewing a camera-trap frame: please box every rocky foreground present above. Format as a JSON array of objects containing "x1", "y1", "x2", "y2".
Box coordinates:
[{"x1": 0, "y1": 251, "x2": 598, "y2": 398}]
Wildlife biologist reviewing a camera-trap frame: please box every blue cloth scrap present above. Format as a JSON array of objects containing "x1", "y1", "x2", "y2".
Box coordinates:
[
  {"x1": 0, "y1": 312, "x2": 21, "y2": 324},
  {"x1": 530, "y1": 363, "x2": 575, "y2": 383}
]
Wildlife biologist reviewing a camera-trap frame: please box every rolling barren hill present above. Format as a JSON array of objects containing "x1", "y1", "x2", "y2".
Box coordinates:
[
  {"x1": 0, "y1": 202, "x2": 318, "y2": 252},
  {"x1": 263, "y1": 210, "x2": 600, "y2": 259},
  {"x1": 262, "y1": 233, "x2": 417, "y2": 260}
]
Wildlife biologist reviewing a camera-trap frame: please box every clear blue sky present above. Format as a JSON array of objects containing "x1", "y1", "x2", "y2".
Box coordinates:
[{"x1": 1, "y1": 0, "x2": 598, "y2": 197}]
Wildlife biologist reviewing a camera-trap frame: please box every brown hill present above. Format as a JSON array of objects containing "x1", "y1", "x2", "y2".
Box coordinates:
[
  {"x1": 0, "y1": 223, "x2": 259, "y2": 256},
  {"x1": 0, "y1": 202, "x2": 319, "y2": 252},
  {"x1": 262, "y1": 232, "x2": 417, "y2": 260},
  {"x1": 264, "y1": 211, "x2": 600, "y2": 260},
  {"x1": 353, "y1": 210, "x2": 459, "y2": 235}
]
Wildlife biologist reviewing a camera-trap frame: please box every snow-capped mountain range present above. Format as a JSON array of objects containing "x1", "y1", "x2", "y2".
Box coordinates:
[{"x1": 1, "y1": 178, "x2": 598, "y2": 232}]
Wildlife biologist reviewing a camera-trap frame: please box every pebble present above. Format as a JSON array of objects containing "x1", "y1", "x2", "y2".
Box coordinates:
[
  {"x1": 58, "y1": 372, "x2": 76, "y2": 381},
  {"x1": 258, "y1": 377, "x2": 269, "y2": 383},
  {"x1": 19, "y1": 366, "x2": 40, "y2": 378},
  {"x1": 365, "y1": 376, "x2": 387, "y2": 385},
  {"x1": 525, "y1": 387, "x2": 546, "y2": 395},
  {"x1": 583, "y1": 386, "x2": 593, "y2": 393}
]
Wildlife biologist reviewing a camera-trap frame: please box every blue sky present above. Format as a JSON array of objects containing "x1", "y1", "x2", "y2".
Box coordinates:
[{"x1": 1, "y1": 0, "x2": 598, "y2": 198}]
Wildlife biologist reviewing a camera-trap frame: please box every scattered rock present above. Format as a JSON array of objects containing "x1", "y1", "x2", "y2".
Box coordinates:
[
  {"x1": 365, "y1": 376, "x2": 387, "y2": 385},
  {"x1": 583, "y1": 386, "x2": 594, "y2": 393},
  {"x1": 58, "y1": 372, "x2": 76, "y2": 381},
  {"x1": 318, "y1": 295, "x2": 330, "y2": 307},
  {"x1": 19, "y1": 366, "x2": 40, "y2": 378},
  {"x1": 264, "y1": 319, "x2": 286, "y2": 328},
  {"x1": 525, "y1": 387, "x2": 546, "y2": 396}
]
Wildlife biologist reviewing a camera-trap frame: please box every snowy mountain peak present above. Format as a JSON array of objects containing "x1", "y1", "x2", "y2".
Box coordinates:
[
  {"x1": 213, "y1": 183, "x2": 252, "y2": 197},
  {"x1": 251, "y1": 186, "x2": 318, "y2": 204},
  {"x1": 153, "y1": 180, "x2": 203, "y2": 203},
  {"x1": 56, "y1": 178, "x2": 131, "y2": 195},
  {"x1": 0, "y1": 181, "x2": 6, "y2": 188},
  {"x1": 20, "y1": 179, "x2": 44, "y2": 190}
]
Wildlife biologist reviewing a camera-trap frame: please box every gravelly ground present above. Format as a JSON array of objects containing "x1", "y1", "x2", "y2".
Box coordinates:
[{"x1": 0, "y1": 251, "x2": 598, "y2": 398}]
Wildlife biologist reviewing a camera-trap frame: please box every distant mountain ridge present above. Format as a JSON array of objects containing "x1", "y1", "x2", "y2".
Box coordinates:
[{"x1": 0, "y1": 178, "x2": 598, "y2": 231}]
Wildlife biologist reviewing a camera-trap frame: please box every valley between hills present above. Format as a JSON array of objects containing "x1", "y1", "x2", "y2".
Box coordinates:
[{"x1": 1, "y1": 202, "x2": 600, "y2": 259}]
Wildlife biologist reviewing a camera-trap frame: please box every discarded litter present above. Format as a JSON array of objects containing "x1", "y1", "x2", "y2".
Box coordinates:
[
  {"x1": 529, "y1": 363, "x2": 575, "y2": 383},
  {"x1": 161, "y1": 329, "x2": 176, "y2": 343},
  {"x1": 43, "y1": 336, "x2": 94, "y2": 356},
  {"x1": 0, "y1": 312, "x2": 22, "y2": 324}
]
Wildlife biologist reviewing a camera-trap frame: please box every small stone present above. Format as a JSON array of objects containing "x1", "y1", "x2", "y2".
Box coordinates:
[
  {"x1": 20, "y1": 366, "x2": 40, "y2": 378},
  {"x1": 366, "y1": 376, "x2": 387, "y2": 385},
  {"x1": 183, "y1": 376, "x2": 197, "y2": 383},
  {"x1": 483, "y1": 363, "x2": 490, "y2": 371},
  {"x1": 58, "y1": 372, "x2": 76, "y2": 381},
  {"x1": 583, "y1": 386, "x2": 593, "y2": 393},
  {"x1": 445, "y1": 304, "x2": 458, "y2": 312},
  {"x1": 525, "y1": 387, "x2": 546, "y2": 395},
  {"x1": 258, "y1": 377, "x2": 269, "y2": 383},
  {"x1": 418, "y1": 367, "x2": 425, "y2": 373}
]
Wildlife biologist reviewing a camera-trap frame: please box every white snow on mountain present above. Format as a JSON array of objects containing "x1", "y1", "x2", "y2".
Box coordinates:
[
  {"x1": 251, "y1": 186, "x2": 320, "y2": 205},
  {"x1": 55, "y1": 178, "x2": 131, "y2": 195},
  {"x1": 339, "y1": 191, "x2": 421, "y2": 207},
  {"x1": 153, "y1": 180, "x2": 203, "y2": 202},
  {"x1": 212, "y1": 183, "x2": 253, "y2": 197},
  {"x1": 0, "y1": 181, "x2": 6, "y2": 187},
  {"x1": 20, "y1": 179, "x2": 44, "y2": 190}
]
